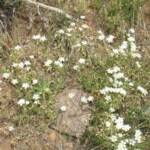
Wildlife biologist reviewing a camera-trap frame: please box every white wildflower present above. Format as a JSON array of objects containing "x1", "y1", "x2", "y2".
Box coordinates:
[
  {"x1": 106, "y1": 35, "x2": 115, "y2": 43},
  {"x1": 117, "y1": 140, "x2": 128, "y2": 150},
  {"x1": 32, "y1": 34, "x2": 41, "y2": 40},
  {"x1": 112, "y1": 48, "x2": 119, "y2": 55},
  {"x1": 128, "y1": 139, "x2": 136, "y2": 146},
  {"x1": 73, "y1": 65, "x2": 79, "y2": 70},
  {"x1": 136, "y1": 61, "x2": 141, "y2": 68},
  {"x1": 33, "y1": 94, "x2": 40, "y2": 100},
  {"x1": 66, "y1": 33, "x2": 71, "y2": 37},
  {"x1": 109, "y1": 77, "x2": 113, "y2": 83},
  {"x1": 98, "y1": 34, "x2": 105, "y2": 41},
  {"x1": 113, "y1": 72, "x2": 124, "y2": 80},
  {"x1": 18, "y1": 62, "x2": 24, "y2": 69},
  {"x1": 109, "y1": 135, "x2": 118, "y2": 142},
  {"x1": 87, "y1": 96, "x2": 94, "y2": 102},
  {"x1": 124, "y1": 77, "x2": 129, "y2": 81},
  {"x1": 14, "y1": 45, "x2": 22, "y2": 51},
  {"x1": 67, "y1": 28, "x2": 73, "y2": 32},
  {"x1": 58, "y1": 57, "x2": 65, "y2": 62},
  {"x1": 12, "y1": 63, "x2": 18, "y2": 68},
  {"x1": 25, "y1": 67, "x2": 31, "y2": 71},
  {"x1": 40, "y1": 36, "x2": 47, "y2": 42},
  {"x1": 111, "y1": 114, "x2": 117, "y2": 122},
  {"x1": 81, "y1": 40, "x2": 88, "y2": 45},
  {"x1": 32, "y1": 34, "x2": 47, "y2": 41},
  {"x1": 22, "y1": 83, "x2": 30, "y2": 90},
  {"x1": 130, "y1": 42, "x2": 137, "y2": 52},
  {"x1": 32, "y1": 79, "x2": 38, "y2": 85},
  {"x1": 129, "y1": 28, "x2": 135, "y2": 34},
  {"x1": 97, "y1": 30, "x2": 105, "y2": 40},
  {"x1": 109, "y1": 107, "x2": 115, "y2": 113},
  {"x1": 113, "y1": 80, "x2": 123, "y2": 87},
  {"x1": 60, "y1": 106, "x2": 67, "y2": 112},
  {"x1": 54, "y1": 61, "x2": 64, "y2": 68},
  {"x1": 34, "y1": 100, "x2": 40, "y2": 104},
  {"x1": 120, "y1": 41, "x2": 128, "y2": 50},
  {"x1": 44, "y1": 59, "x2": 53, "y2": 67},
  {"x1": 132, "y1": 52, "x2": 142, "y2": 59},
  {"x1": 80, "y1": 16, "x2": 85, "y2": 19},
  {"x1": 72, "y1": 43, "x2": 81, "y2": 48},
  {"x1": 2, "y1": 73, "x2": 10, "y2": 79},
  {"x1": 70, "y1": 22, "x2": 75, "y2": 27},
  {"x1": 29, "y1": 55, "x2": 35, "y2": 59},
  {"x1": 11, "y1": 79, "x2": 18, "y2": 85},
  {"x1": 122, "y1": 124, "x2": 131, "y2": 132},
  {"x1": 135, "y1": 129, "x2": 142, "y2": 143},
  {"x1": 129, "y1": 82, "x2": 134, "y2": 86},
  {"x1": 128, "y1": 36, "x2": 135, "y2": 42},
  {"x1": 137, "y1": 86, "x2": 148, "y2": 96},
  {"x1": 118, "y1": 133, "x2": 123, "y2": 138},
  {"x1": 97, "y1": 30, "x2": 103, "y2": 34},
  {"x1": 104, "y1": 95, "x2": 112, "y2": 102},
  {"x1": 82, "y1": 24, "x2": 89, "y2": 29},
  {"x1": 114, "y1": 116, "x2": 131, "y2": 131},
  {"x1": 105, "y1": 121, "x2": 111, "y2": 127},
  {"x1": 25, "y1": 100, "x2": 30, "y2": 105},
  {"x1": 107, "y1": 66, "x2": 121, "y2": 74},
  {"x1": 24, "y1": 60, "x2": 31, "y2": 66},
  {"x1": 115, "y1": 117, "x2": 124, "y2": 129},
  {"x1": 78, "y1": 58, "x2": 86, "y2": 64},
  {"x1": 58, "y1": 29, "x2": 65, "y2": 34},
  {"x1": 81, "y1": 96, "x2": 88, "y2": 104},
  {"x1": 17, "y1": 98, "x2": 29, "y2": 106},
  {"x1": 68, "y1": 92, "x2": 75, "y2": 99},
  {"x1": 79, "y1": 27, "x2": 83, "y2": 31},
  {"x1": 8, "y1": 126, "x2": 15, "y2": 132},
  {"x1": 100, "y1": 87, "x2": 127, "y2": 96}
]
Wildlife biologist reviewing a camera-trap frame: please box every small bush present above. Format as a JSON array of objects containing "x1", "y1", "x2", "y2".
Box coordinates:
[{"x1": 91, "y1": 0, "x2": 145, "y2": 31}]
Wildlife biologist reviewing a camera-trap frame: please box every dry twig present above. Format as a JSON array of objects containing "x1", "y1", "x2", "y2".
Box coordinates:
[{"x1": 22, "y1": 0, "x2": 73, "y2": 19}]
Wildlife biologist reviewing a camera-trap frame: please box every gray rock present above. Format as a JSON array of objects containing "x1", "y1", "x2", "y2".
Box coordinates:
[{"x1": 54, "y1": 88, "x2": 91, "y2": 138}]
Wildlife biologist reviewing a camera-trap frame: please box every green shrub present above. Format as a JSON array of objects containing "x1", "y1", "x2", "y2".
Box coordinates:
[{"x1": 91, "y1": 0, "x2": 145, "y2": 31}]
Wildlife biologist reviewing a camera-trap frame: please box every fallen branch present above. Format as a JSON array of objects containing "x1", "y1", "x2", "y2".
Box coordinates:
[{"x1": 22, "y1": 0, "x2": 73, "y2": 19}]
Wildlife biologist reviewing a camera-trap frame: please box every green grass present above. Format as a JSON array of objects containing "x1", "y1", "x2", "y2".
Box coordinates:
[{"x1": 90, "y1": 0, "x2": 145, "y2": 31}]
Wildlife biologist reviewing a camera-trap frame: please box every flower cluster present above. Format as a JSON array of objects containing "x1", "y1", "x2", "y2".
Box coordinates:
[
  {"x1": 98, "y1": 62, "x2": 147, "y2": 149},
  {"x1": 110, "y1": 29, "x2": 142, "y2": 61},
  {"x1": 17, "y1": 98, "x2": 29, "y2": 106},
  {"x1": 137, "y1": 86, "x2": 148, "y2": 96},
  {"x1": 2, "y1": 72, "x2": 10, "y2": 79},
  {"x1": 107, "y1": 112, "x2": 143, "y2": 150},
  {"x1": 12, "y1": 60, "x2": 31, "y2": 71},
  {"x1": 97, "y1": 30, "x2": 115, "y2": 43},
  {"x1": 81, "y1": 95, "x2": 94, "y2": 104},
  {"x1": 44, "y1": 57, "x2": 67, "y2": 68},
  {"x1": 14, "y1": 45, "x2": 22, "y2": 51},
  {"x1": 54, "y1": 57, "x2": 66, "y2": 68},
  {"x1": 32, "y1": 34, "x2": 47, "y2": 42},
  {"x1": 73, "y1": 58, "x2": 86, "y2": 71},
  {"x1": 100, "y1": 66, "x2": 127, "y2": 97}
]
